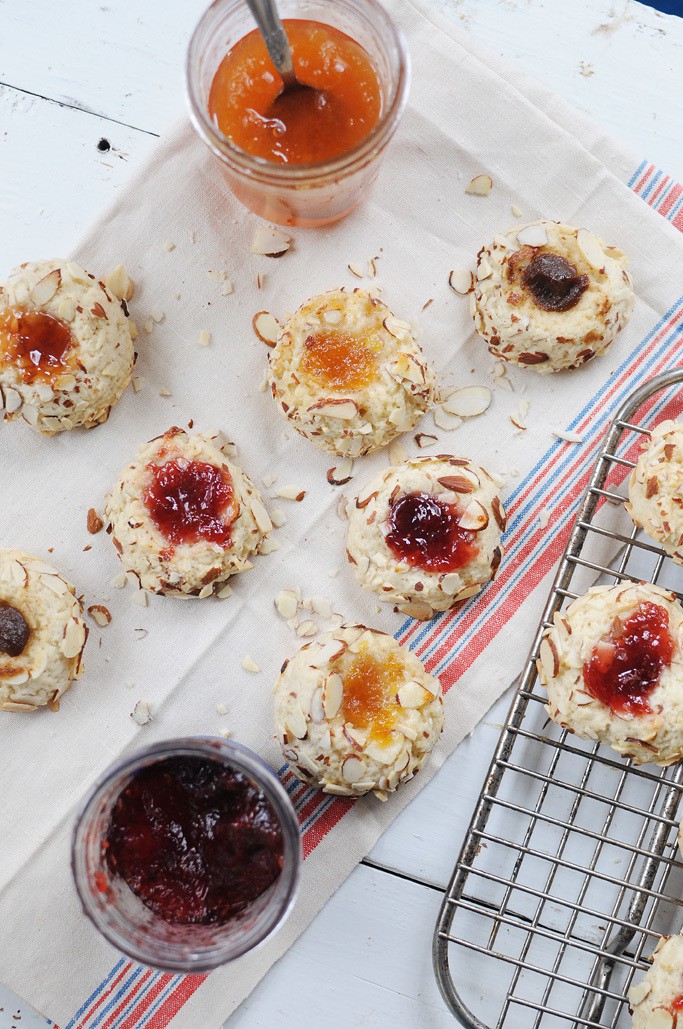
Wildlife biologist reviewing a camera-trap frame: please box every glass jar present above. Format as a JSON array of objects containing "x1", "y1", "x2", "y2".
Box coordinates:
[
  {"x1": 186, "y1": 0, "x2": 410, "y2": 227},
  {"x1": 71, "y1": 737, "x2": 301, "y2": 972}
]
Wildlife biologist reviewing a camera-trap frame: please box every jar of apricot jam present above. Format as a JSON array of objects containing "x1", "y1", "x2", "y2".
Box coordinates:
[
  {"x1": 71, "y1": 738, "x2": 301, "y2": 971},
  {"x1": 186, "y1": 0, "x2": 410, "y2": 226}
]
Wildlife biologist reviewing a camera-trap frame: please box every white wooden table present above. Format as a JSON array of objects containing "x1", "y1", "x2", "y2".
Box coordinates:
[{"x1": 0, "y1": 1, "x2": 681, "y2": 1026}]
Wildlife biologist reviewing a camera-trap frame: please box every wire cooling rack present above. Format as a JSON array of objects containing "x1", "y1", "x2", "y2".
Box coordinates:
[{"x1": 433, "y1": 368, "x2": 683, "y2": 1028}]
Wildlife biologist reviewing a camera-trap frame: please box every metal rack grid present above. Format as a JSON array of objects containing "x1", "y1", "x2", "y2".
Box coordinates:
[{"x1": 433, "y1": 368, "x2": 683, "y2": 1028}]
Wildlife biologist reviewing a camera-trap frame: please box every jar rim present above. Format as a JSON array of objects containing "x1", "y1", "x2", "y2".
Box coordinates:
[
  {"x1": 185, "y1": 0, "x2": 411, "y2": 185},
  {"x1": 71, "y1": 737, "x2": 301, "y2": 972}
]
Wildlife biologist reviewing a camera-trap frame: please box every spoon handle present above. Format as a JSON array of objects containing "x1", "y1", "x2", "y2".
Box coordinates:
[{"x1": 245, "y1": 0, "x2": 296, "y2": 84}]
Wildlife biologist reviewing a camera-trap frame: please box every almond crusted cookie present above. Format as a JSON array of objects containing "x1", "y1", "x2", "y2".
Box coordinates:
[
  {"x1": 104, "y1": 427, "x2": 273, "y2": 597},
  {"x1": 267, "y1": 289, "x2": 436, "y2": 457},
  {"x1": 538, "y1": 582, "x2": 683, "y2": 766},
  {"x1": 273, "y1": 624, "x2": 444, "y2": 800},
  {"x1": 0, "y1": 259, "x2": 134, "y2": 434},
  {"x1": 626, "y1": 420, "x2": 683, "y2": 564},
  {"x1": 346, "y1": 456, "x2": 505, "y2": 620},
  {"x1": 0, "y1": 548, "x2": 87, "y2": 712},
  {"x1": 471, "y1": 220, "x2": 634, "y2": 373},
  {"x1": 628, "y1": 933, "x2": 683, "y2": 1027}
]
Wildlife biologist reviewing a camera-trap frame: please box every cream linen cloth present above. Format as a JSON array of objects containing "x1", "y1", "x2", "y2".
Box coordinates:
[{"x1": 1, "y1": 0, "x2": 683, "y2": 1026}]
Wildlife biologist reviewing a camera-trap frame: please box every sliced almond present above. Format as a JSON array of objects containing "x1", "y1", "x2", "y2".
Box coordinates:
[
  {"x1": 259, "y1": 536, "x2": 279, "y2": 555},
  {"x1": 1, "y1": 386, "x2": 23, "y2": 414},
  {"x1": 388, "y1": 439, "x2": 407, "y2": 465},
  {"x1": 383, "y1": 316, "x2": 412, "y2": 339},
  {"x1": 477, "y1": 257, "x2": 493, "y2": 281},
  {"x1": 88, "y1": 604, "x2": 111, "y2": 627},
  {"x1": 511, "y1": 204, "x2": 524, "y2": 219},
  {"x1": 61, "y1": 618, "x2": 86, "y2": 659},
  {"x1": 131, "y1": 700, "x2": 152, "y2": 725},
  {"x1": 242, "y1": 654, "x2": 261, "y2": 673},
  {"x1": 307, "y1": 398, "x2": 358, "y2": 420},
  {"x1": 250, "y1": 226, "x2": 291, "y2": 257},
  {"x1": 491, "y1": 496, "x2": 506, "y2": 531},
  {"x1": 274, "y1": 484, "x2": 306, "y2": 502},
  {"x1": 309, "y1": 639, "x2": 348, "y2": 669},
  {"x1": 251, "y1": 497, "x2": 273, "y2": 534},
  {"x1": 87, "y1": 508, "x2": 104, "y2": 534},
  {"x1": 327, "y1": 459, "x2": 354, "y2": 486},
  {"x1": 270, "y1": 506, "x2": 286, "y2": 527},
  {"x1": 516, "y1": 224, "x2": 548, "y2": 247},
  {"x1": 322, "y1": 671, "x2": 343, "y2": 718},
  {"x1": 397, "y1": 681, "x2": 430, "y2": 709},
  {"x1": 437, "y1": 473, "x2": 478, "y2": 494},
  {"x1": 459, "y1": 499, "x2": 489, "y2": 531},
  {"x1": 275, "y1": 589, "x2": 299, "y2": 620},
  {"x1": 30, "y1": 268, "x2": 61, "y2": 305},
  {"x1": 577, "y1": 228, "x2": 606, "y2": 271},
  {"x1": 465, "y1": 174, "x2": 493, "y2": 196},
  {"x1": 539, "y1": 636, "x2": 560, "y2": 679},
  {"x1": 442, "y1": 386, "x2": 492, "y2": 418},
  {"x1": 364, "y1": 733, "x2": 405, "y2": 765},
  {"x1": 342, "y1": 755, "x2": 365, "y2": 783},
  {"x1": 347, "y1": 262, "x2": 364, "y2": 278},
  {"x1": 552, "y1": 428, "x2": 584, "y2": 444},
  {"x1": 448, "y1": 268, "x2": 474, "y2": 295},
  {"x1": 296, "y1": 619, "x2": 317, "y2": 637},
  {"x1": 105, "y1": 263, "x2": 134, "y2": 301},
  {"x1": 434, "y1": 407, "x2": 463, "y2": 432},
  {"x1": 440, "y1": 573, "x2": 462, "y2": 596},
  {"x1": 344, "y1": 724, "x2": 369, "y2": 749},
  {"x1": 217, "y1": 583, "x2": 233, "y2": 599},
  {"x1": 415, "y1": 432, "x2": 437, "y2": 449},
  {"x1": 322, "y1": 308, "x2": 343, "y2": 326},
  {"x1": 309, "y1": 688, "x2": 325, "y2": 723},
  {"x1": 198, "y1": 330, "x2": 212, "y2": 347},
  {"x1": 58, "y1": 298, "x2": 76, "y2": 321},
  {"x1": 285, "y1": 704, "x2": 308, "y2": 739},
  {"x1": 398, "y1": 600, "x2": 435, "y2": 621},
  {"x1": 252, "y1": 311, "x2": 280, "y2": 346}
]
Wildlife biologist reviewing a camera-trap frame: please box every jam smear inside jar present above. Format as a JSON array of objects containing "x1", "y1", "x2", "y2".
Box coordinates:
[
  {"x1": 340, "y1": 645, "x2": 405, "y2": 744},
  {"x1": 208, "y1": 20, "x2": 382, "y2": 165},
  {"x1": 104, "y1": 756, "x2": 284, "y2": 925},
  {"x1": 521, "y1": 252, "x2": 589, "y2": 312},
  {"x1": 583, "y1": 602, "x2": 675, "y2": 717},
  {"x1": 385, "y1": 491, "x2": 479, "y2": 574},
  {"x1": 143, "y1": 459, "x2": 237, "y2": 549},
  {"x1": 300, "y1": 331, "x2": 378, "y2": 391},
  {"x1": 0, "y1": 308, "x2": 74, "y2": 384}
]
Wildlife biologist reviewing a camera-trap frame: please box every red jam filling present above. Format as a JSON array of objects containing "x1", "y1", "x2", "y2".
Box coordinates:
[
  {"x1": 583, "y1": 602, "x2": 674, "y2": 717},
  {"x1": 0, "y1": 308, "x2": 74, "y2": 384},
  {"x1": 143, "y1": 459, "x2": 236, "y2": 548},
  {"x1": 672, "y1": 995, "x2": 683, "y2": 1012},
  {"x1": 104, "y1": 756, "x2": 284, "y2": 925},
  {"x1": 385, "y1": 491, "x2": 479, "y2": 574}
]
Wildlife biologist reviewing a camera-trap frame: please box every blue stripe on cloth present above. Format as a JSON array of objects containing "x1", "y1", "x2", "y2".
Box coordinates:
[
  {"x1": 641, "y1": 168, "x2": 663, "y2": 200},
  {"x1": 64, "y1": 959, "x2": 127, "y2": 1029},
  {"x1": 85, "y1": 967, "x2": 149, "y2": 1029},
  {"x1": 627, "y1": 159, "x2": 649, "y2": 188}
]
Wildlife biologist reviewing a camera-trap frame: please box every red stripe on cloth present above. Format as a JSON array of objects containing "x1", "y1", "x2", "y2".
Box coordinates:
[
  {"x1": 144, "y1": 976, "x2": 206, "y2": 1029},
  {"x1": 659, "y1": 183, "x2": 683, "y2": 218},
  {"x1": 635, "y1": 163, "x2": 655, "y2": 192},
  {"x1": 75, "y1": 963, "x2": 133, "y2": 1028},
  {"x1": 116, "y1": 976, "x2": 174, "y2": 1029},
  {"x1": 673, "y1": 209, "x2": 683, "y2": 233},
  {"x1": 302, "y1": 797, "x2": 354, "y2": 859},
  {"x1": 97, "y1": 971, "x2": 155, "y2": 1029}
]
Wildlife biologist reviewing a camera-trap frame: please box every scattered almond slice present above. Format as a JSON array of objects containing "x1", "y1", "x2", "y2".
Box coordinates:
[
  {"x1": 442, "y1": 385, "x2": 492, "y2": 418},
  {"x1": 415, "y1": 432, "x2": 437, "y2": 449},
  {"x1": 88, "y1": 604, "x2": 112, "y2": 627},
  {"x1": 511, "y1": 204, "x2": 524, "y2": 219},
  {"x1": 434, "y1": 407, "x2": 463, "y2": 432},
  {"x1": 150, "y1": 307, "x2": 164, "y2": 323},
  {"x1": 538, "y1": 509, "x2": 550, "y2": 528},
  {"x1": 274, "y1": 484, "x2": 306, "y2": 501},
  {"x1": 112, "y1": 572, "x2": 128, "y2": 589},
  {"x1": 132, "y1": 376, "x2": 143, "y2": 393},
  {"x1": 252, "y1": 311, "x2": 280, "y2": 346},
  {"x1": 477, "y1": 257, "x2": 493, "y2": 281},
  {"x1": 367, "y1": 258, "x2": 377, "y2": 278},
  {"x1": 448, "y1": 268, "x2": 474, "y2": 295},
  {"x1": 163, "y1": 241, "x2": 176, "y2": 252},
  {"x1": 159, "y1": 386, "x2": 172, "y2": 397},
  {"x1": 510, "y1": 398, "x2": 529, "y2": 430},
  {"x1": 198, "y1": 330, "x2": 211, "y2": 347},
  {"x1": 347, "y1": 262, "x2": 364, "y2": 278},
  {"x1": 327, "y1": 459, "x2": 354, "y2": 486},
  {"x1": 552, "y1": 428, "x2": 584, "y2": 444},
  {"x1": 216, "y1": 703, "x2": 228, "y2": 715},
  {"x1": 131, "y1": 700, "x2": 152, "y2": 725},
  {"x1": 388, "y1": 439, "x2": 407, "y2": 465},
  {"x1": 221, "y1": 278, "x2": 235, "y2": 296},
  {"x1": 296, "y1": 620, "x2": 317, "y2": 637},
  {"x1": 87, "y1": 508, "x2": 104, "y2": 534},
  {"x1": 242, "y1": 654, "x2": 261, "y2": 673},
  {"x1": 131, "y1": 589, "x2": 148, "y2": 607},
  {"x1": 250, "y1": 226, "x2": 291, "y2": 257},
  {"x1": 517, "y1": 224, "x2": 548, "y2": 247},
  {"x1": 259, "y1": 537, "x2": 279, "y2": 555},
  {"x1": 465, "y1": 173, "x2": 493, "y2": 196},
  {"x1": 216, "y1": 583, "x2": 233, "y2": 599},
  {"x1": 262, "y1": 473, "x2": 276, "y2": 488},
  {"x1": 276, "y1": 589, "x2": 299, "y2": 619},
  {"x1": 143, "y1": 320, "x2": 154, "y2": 334}
]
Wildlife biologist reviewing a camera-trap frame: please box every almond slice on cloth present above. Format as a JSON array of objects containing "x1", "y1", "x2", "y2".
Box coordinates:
[{"x1": 465, "y1": 174, "x2": 493, "y2": 196}]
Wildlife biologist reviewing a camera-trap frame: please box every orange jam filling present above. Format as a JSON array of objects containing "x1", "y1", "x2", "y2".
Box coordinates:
[
  {"x1": 671, "y1": 995, "x2": 683, "y2": 1012},
  {"x1": 0, "y1": 308, "x2": 74, "y2": 384},
  {"x1": 208, "y1": 20, "x2": 382, "y2": 165},
  {"x1": 300, "y1": 331, "x2": 378, "y2": 391},
  {"x1": 340, "y1": 648, "x2": 406, "y2": 743}
]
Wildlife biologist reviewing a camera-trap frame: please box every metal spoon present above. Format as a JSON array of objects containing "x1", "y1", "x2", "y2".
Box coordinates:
[{"x1": 245, "y1": 0, "x2": 308, "y2": 95}]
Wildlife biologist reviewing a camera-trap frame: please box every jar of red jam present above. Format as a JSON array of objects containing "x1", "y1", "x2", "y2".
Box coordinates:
[
  {"x1": 71, "y1": 738, "x2": 301, "y2": 971},
  {"x1": 186, "y1": 0, "x2": 410, "y2": 226}
]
